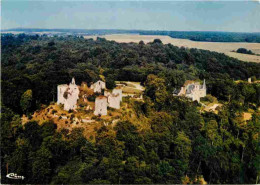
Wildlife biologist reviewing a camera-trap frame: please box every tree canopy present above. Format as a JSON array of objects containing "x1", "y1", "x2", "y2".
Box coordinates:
[{"x1": 1, "y1": 34, "x2": 259, "y2": 184}]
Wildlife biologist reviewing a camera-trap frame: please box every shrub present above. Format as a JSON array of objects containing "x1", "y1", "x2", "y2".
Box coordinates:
[
  {"x1": 237, "y1": 48, "x2": 253, "y2": 55},
  {"x1": 28, "y1": 114, "x2": 33, "y2": 119},
  {"x1": 251, "y1": 76, "x2": 257, "y2": 82},
  {"x1": 201, "y1": 95, "x2": 217, "y2": 103},
  {"x1": 87, "y1": 95, "x2": 96, "y2": 102},
  {"x1": 59, "y1": 104, "x2": 64, "y2": 110},
  {"x1": 107, "y1": 107, "x2": 116, "y2": 111},
  {"x1": 92, "y1": 115, "x2": 97, "y2": 120}
]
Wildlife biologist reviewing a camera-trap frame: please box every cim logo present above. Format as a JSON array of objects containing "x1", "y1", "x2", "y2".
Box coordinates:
[{"x1": 6, "y1": 173, "x2": 25, "y2": 180}]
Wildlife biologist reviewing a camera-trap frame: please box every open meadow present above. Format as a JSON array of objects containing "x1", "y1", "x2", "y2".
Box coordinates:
[{"x1": 84, "y1": 34, "x2": 260, "y2": 63}]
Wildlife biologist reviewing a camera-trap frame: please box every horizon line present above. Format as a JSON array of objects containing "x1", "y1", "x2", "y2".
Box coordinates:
[{"x1": 2, "y1": 27, "x2": 260, "y2": 34}]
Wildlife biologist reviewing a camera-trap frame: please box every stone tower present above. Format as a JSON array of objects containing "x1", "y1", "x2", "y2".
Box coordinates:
[
  {"x1": 94, "y1": 96, "x2": 107, "y2": 116},
  {"x1": 57, "y1": 78, "x2": 79, "y2": 111}
]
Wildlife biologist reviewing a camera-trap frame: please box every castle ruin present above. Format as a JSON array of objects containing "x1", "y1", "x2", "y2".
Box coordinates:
[
  {"x1": 57, "y1": 79, "x2": 123, "y2": 116},
  {"x1": 174, "y1": 80, "x2": 206, "y2": 102},
  {"x1": 57, "y1": 78, "x2": 80, "y2": 111}
]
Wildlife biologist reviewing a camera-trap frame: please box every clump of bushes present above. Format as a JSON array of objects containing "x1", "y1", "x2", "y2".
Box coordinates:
[
  {"x1": 50, "y1": 101, "x2": 55, "y2": 105},
  {"x1": 58, "y1": 104, "x2": 64, "y2": 110},
  {"x1": 92, "y1": 115, "x2": 101, "y2": 121},
  {"x1": 236, "y1": 48, "x2": 254, "y2": 55},
  {"x1": 201, "y1": 95, "x2": 217, "y2": 103},
  {"x1": 107, "y1": 107, "x2": 116, "y2": 111},
  {"x1": 91, "y1": 115, "x2": 97, "y2": 120},
  {"x1": 70, "y1": 114, "x2": 75, "y2": 121},
  {"x1": 87, "y1": 95, "x2": 96, "y2": 102},
  {"x1": 41, "y1": 104, "x2": 47, "y2": 109}
]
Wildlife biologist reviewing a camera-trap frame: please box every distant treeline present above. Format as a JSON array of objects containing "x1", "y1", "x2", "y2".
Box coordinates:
[
  {"x1": 139, "y1": 31, "x2": 260, "y2": 43},
  {"x1": 3, "y1": 28, "x2": 260, "y2": 43}
]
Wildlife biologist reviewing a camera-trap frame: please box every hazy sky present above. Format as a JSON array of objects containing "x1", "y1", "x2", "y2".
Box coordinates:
[{"x1": 2, "y1": 0, "x2": 260, "y2": 32}]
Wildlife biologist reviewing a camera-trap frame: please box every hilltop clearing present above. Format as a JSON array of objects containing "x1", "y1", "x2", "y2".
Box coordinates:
[{"x1": 21, "y1": 96, "x2": 150, "y2": 140}]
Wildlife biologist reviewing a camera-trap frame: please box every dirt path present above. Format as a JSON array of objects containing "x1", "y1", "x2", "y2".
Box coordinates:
[
  {"x1": 204, "y1": 103, "x2": 222, "y2": 112},
  {"x1": 126, "y1": 82, "x2": 145, "y2": 91}
]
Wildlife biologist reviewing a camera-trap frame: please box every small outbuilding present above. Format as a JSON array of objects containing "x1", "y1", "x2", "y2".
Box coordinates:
[{"x1": 90, "y1": 80, "x2": 106, "y2": 93}]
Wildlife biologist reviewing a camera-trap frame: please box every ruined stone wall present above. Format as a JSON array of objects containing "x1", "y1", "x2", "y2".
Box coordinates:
[
  {"x1": 112, "y1": 89, "x2": 122, "y2": 101},
  {"x1": 91, "y1": 80, "x2": 106, "y2": 93},
  {"x1": 57, "y1": 85, "x2": 68, "y2": 105},
  {"x1": 108, "y1": 95, "x2": 120, "y2": 109},
  {"x1": 94, "y1": 97, "x2": 107, "y2": 116}
]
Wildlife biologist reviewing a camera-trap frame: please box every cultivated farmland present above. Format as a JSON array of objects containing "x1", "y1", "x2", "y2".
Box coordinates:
[{"x1": 84, "y1": 34, "x2": 260, "y2": 63}]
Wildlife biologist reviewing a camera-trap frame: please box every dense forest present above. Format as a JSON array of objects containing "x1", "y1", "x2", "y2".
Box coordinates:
[
  {"x1": 3, "y1": 28, "x2": 260, "y2": 42},
  {"x1": 1, "y1": 34, "x2": 260, "y2": 184}
]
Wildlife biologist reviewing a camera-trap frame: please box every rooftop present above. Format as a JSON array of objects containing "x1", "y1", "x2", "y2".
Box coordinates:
[
  {"x1": 58, "y1": 84, "x2": 69, "y2": 87},
  {"x1": 96, "y1": 95, "x2": 107, "y2": 100}
]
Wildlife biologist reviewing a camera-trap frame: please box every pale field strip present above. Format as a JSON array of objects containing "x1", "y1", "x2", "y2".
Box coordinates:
[
  {"x1": 84, "y1": 34, "x2": 260, "y2": 63},
  {"x1": 116, "y1": 81, "x2": 145, "y2": 95}
]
